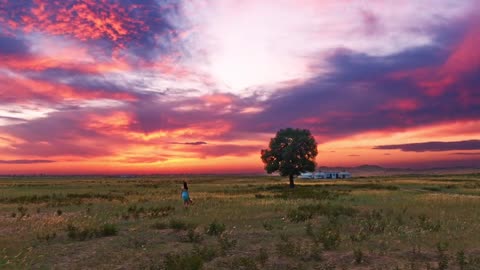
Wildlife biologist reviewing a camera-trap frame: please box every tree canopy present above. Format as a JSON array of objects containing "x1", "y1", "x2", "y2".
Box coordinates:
[{"x1": 261, "y1": 128, "x2": 318, "y2": 188}]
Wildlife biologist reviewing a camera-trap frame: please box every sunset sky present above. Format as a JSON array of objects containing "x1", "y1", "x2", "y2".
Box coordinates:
[{"x1": 0, "y1": 0, "x2": 479, "y2": 174}]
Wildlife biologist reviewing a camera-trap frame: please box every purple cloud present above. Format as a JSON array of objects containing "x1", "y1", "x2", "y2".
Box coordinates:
[
  {"x1": 374, "y1": 140, "x2": 480, "y2": 152},
  {"x1": 0, "y1": 159, "x2": 55, "y2": 164}
]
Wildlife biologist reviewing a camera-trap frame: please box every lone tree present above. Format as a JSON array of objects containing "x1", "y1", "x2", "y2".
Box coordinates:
[{"x1": 261, "y1": 128, "x2": 318, "y2": 188}]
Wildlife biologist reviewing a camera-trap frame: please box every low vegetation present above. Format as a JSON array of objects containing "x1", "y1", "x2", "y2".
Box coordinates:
[{"x1": 0, "y1": 174, "x2": 479, "y2": 269}]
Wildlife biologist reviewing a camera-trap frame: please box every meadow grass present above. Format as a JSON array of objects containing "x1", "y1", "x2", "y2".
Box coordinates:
[{"x1": 0, "y1": 174, "x2": 479, "y2": 269}]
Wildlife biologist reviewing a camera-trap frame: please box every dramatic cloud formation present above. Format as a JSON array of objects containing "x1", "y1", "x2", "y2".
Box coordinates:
[
  {"x1": 0, "y1": 159, "x2": 55, "y2": 164},
  {"x1": 374, "y1": 140, "x2": 480, "y2": 152},
  {"x1": 0, "y1": 0, "x2": 479, "y2": 174}
]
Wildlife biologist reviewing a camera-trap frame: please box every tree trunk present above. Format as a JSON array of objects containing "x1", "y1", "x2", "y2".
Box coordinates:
[{"x1": 289, "y1": 174, "x2": 295, "y2": 188}]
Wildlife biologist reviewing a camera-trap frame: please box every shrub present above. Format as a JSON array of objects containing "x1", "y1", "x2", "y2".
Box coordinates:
[
  {"x1": 307, "y1": 224, "x2": 341, "y2": 250},
  {"x1": 317, "y1": 226, "x2": 341, "y2": 250},
  {"x1": 206, "y1": 220, "x2": 226, "y2": 236},
  {"x1": 276, "y1": 234, "x2": 302, "y2": 257},
  {"x1": 66, "y1": 223, "x2": 118, "y2": 241},
  {"x1": 289, "y1": 203, "x2": 357, "y2": 223},
  {"x1": 287, "y1": 208, "x2": 313, "y2": 222},
  {"x1": 164, "y1": 253, "x2": 203, "y2": 270},
  {"x1": 169, "y1": 219, "x2": 195, "y2": 231},
  {"x1": 56, "y1": 209, "x2": 63, "y2": 216},
  {"x1": 353, "y1": 248, "x2": 364, "y2": 264},
  {"x1": 187, "y1": 229, "x2": 203, "y2": 243},
  {"x1": 358, "y1": 210, "x2": 387, "y2": 234},
  {"x1": 262, "y1": 221, "x2": 274, "y2": 231},
  {"x1": 456, "y1": 250, "x2": 466, "y2": 270},
  {"x1": 36, "y1": 232, "x2": 57, "y2": 242},
  {"x1": 417, "y1": 214, "x2": 441, "y2": 232},
  {"x1": 436, "y1": 242, "x2": 449, "y2": 270},
  {"x1": 101, "y1": 223, "x2": 118, "y2": 236},
  {"x1": 273, "y1": 187, "x2": 341, "y2": 200},
  {"x1": 152, "y1": 222, "x2": 168, "y2": 230},
  {"x1": 193, "y1": 245, "x2": 217, "y2": 262},
  {"x1": 230, "y1": 256, "x2": 258, "y2": 270},
  {"x1": 254, "y1": 194, "x2": 267, "y2": 199},
  {"x1": 17, "y1": 206, "x2": 28, "y2": 217},
  {"x1": 218, "y1": 235, "x2": 237, "y2": 255}
]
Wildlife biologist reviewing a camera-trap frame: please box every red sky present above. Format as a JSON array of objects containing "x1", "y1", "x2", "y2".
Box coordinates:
[{"x1": 0, "y1": 0, "x2": 479, "y2": 174}]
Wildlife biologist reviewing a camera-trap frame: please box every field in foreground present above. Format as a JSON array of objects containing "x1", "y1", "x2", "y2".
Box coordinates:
[{"x1": 1, "y1": 174, "x2": 480, "y2": 269}]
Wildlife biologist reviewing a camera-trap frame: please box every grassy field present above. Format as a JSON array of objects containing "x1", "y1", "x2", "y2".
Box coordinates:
[{"x1": 1, "y1": 174, "x2": 480, "y2": 269}]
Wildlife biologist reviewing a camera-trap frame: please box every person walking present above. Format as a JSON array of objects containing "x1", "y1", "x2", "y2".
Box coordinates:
[{"x1": 181, "y1": 181, "x2": 193, "y2": 207}]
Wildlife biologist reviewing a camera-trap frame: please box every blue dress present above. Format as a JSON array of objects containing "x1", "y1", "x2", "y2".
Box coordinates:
[{"x1": 181, "y1": 190, "x2": 190, "y2": 201}]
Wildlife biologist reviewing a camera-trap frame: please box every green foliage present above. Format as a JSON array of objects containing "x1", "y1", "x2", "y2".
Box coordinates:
[
  {"x1": 417, "y1": 214, "x2": 441, "y2": 232},
  {"x1": 186, "y1": 229, "x2": 203, "y2": 243},
  {"x1": 230, "y1": 256, "x2": 258, "y2": 270},
  {"x1": 206, "y1": 220, "x2": 226, "y2": 236},
  {"x1": 276, "y1": 234, "x2": 303, "y2": 258},
  {"x1": 169, "y1": 219, "x2": 195, "y2": 231},
  {"x1": 66, "y1": 223, "x2": 118, "y2": 241},
  {"x1": 101, "y1": 223, "x2": 118, "y2": 236},
  {"x1": 262, "y1": 221, "x2": 274, "y2": 231},
  {"x1": 272, "y1": 186, "x2": 342, "y2": 200},
  {"x1": 456, "y1": 250, "x2": 466, "y2": 270},
  {"x1": 287, "y1": 208, "x2": 313, "y2": 222},
  {"x1": 306, "y1": 224, "x2": 341, "y2": 250},
  {"x1": 436, "y1": 242, "x2": 449, "y2": 270},
  {"x1": 353, "y1": 248, "x2": 364, "y2": 264},
  {"x1": 193, "y1": 245, "x2": 217, "y2": 262},
  {"x1": 126, "y1": 205, "x2": 175, "y2": 219},
  {"x1": 218, "y1": 235, "x2": 237, "y2": 255},
  {"x1": 261, "y1": 128, "x2": 318, "y2": 187},
  {"x1": 163, "y1": 253, "x2": 203, "y2": 270},
  {"x1": 1, "y1": 193, "x2": 126, "y2": 205},
  {"x1": 151, "y1": 222, "x2": 168, "y2": 230},
  {"x1": 288, "y1": 203, "x2": 357, "y2": 222}
]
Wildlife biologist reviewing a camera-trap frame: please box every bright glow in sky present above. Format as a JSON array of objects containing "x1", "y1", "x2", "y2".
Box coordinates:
[{"x1": 0, "y1": 0, "x2": 479, "y2": 174}]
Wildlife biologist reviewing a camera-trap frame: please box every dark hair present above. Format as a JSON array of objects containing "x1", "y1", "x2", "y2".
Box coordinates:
[{"x1": 183, "y1": 181, "x2": 188, "y2": 190}]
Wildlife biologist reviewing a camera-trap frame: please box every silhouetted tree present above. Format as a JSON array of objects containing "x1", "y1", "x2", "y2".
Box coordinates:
[{"x1": 261, "y1": 128, "x2": 318, "y2": 188}]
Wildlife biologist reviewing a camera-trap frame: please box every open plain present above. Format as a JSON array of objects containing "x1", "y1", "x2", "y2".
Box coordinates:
[{"x1": 1, "y1": 174, "x2": 480, "y2": 269}]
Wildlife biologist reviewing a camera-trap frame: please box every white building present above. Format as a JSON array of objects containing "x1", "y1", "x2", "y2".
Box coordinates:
[
  {"x1": 299, "y1": 171, "x2": 352, "y2": 179},
  {"x1": 299, "y1": 172, "x2": 314, "y2": 179}
]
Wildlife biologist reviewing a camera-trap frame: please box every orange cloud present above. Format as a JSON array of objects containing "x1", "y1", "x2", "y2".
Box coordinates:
[{"x1": 19, "y1": 0, "x2": 148, "y2": 42}]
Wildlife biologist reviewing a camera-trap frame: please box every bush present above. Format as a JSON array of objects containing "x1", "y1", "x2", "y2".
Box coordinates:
[
  {"x1": 66, "y1": 223, "x2": 118, "y2": 241},
  {"x1": 353, "y1": 248, "x2": 364, "y2": 264},
  {"x1": 169, "y1": 219, "x2": 195, "y2": 231},
  {"x1": 276, "y1": 235, "x2": 302, "y2": 257},
  {"x1": 187, "y1": 229, "x2": 203, "y2": 243},
  {"x1": 262, "y1": 222, "x2": 274, "y2": 231},
  {"x1": 307, "y1": 224, "x2": 341, "y2": 250},
  {"x1": 206, "y1": 220, "x2": 226, "y2": 236},
  {"x1": 164, "y1": 253, "x2": 203, "y2": 270},
  {"x1": 152, "y1": 222, "x2": 168, "y2": 230},
  {"x1": 193, "y1": 245, "x2": 217, "y2": 262},
  {"x1": 101, "y1": 223, "x2": 118, "y2": 236},
  {"x1": 287, "y1": 208, "x2": 313, "y2": 222},
  {"x1": 230, "y1": 256, "x2": 258, "y2": 270},
  {"x1": 288, "y1": 203, "x2": 357, "y2": 223},
  {"x1": 17, "y1": 206, "x2": 28, "y2": 217},
  {"x1": 417, "y1": 214, "x2": 441, "y2": 232},
  {"x1": 436, "y1": 242, "x2": 449, "y2": 270},
  {"x1": 218, "y1": 235, "x2": 237, "y2": 255}
]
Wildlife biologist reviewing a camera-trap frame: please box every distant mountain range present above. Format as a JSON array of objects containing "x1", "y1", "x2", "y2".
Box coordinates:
[{"x1": 317, "y1": 164, "x2": 480, "y2": 176}]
